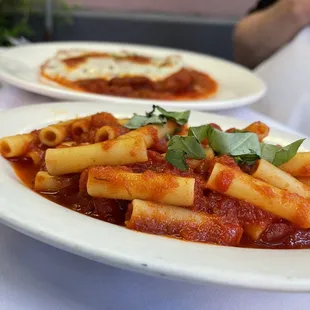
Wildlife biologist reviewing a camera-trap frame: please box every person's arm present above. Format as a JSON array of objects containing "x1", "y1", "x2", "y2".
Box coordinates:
[{"x1": 233, "y1": 0, "x2": 310, "y2": 69}]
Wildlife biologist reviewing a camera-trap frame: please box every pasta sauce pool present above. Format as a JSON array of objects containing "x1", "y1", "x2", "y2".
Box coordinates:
[{"x1": 9, "y1": 151, "x2": 310, "y2": 249}]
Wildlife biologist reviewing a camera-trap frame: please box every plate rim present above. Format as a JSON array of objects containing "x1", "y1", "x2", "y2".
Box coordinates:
[
  {"x1": 0, "y1": 41, "x2": 266, "y2": 111},
  {"x1": 2, "y1": 101, "x2": 309, "y2": 292}
]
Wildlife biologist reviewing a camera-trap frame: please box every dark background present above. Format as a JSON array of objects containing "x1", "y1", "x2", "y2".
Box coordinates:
[{"x1": 27, "y1": 12, "x2": 235, "y2": 61}]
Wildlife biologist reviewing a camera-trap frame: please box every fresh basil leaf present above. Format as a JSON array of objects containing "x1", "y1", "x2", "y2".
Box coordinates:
[
  {"x1": 167, "y1": 136, "x2": 206, "y2": 159},
  {"x1": 155, "y1": 106, "x2": 190, "y2": 125},
  {"x1": 261, "y1": 139, "x2": 305, "y2": 166},
  {"x1": 188, "y1": 125, "x2": 210, "y2": 143},
  {"x1": 124, "y1": 114, "x2": 165, "y2": 129},
  {"x1": 209, "y1": 130, "x2": 261, "y2": 157},
  {"x1": 124, "y1": 115, "x2": 147, "y2": 129},
  {"x1": 144, "y1": 115, "x2": 165, "y2": 125},
  {"x1": 125, "y1": 105, "x2": 190, "y2": 129},
  {"x1": 235, "y1": 152, "x2": 261, "y2": 163},
  {"x1": 260, "y1": 143, "x2": 280, "y2": 164},
  {"x1": 233, "y1": 155, "x2": 258, "y2": 165},
  {"x1": 165, "y1": 136, "x2": 206, "y2": 170},
  {"x1": 165, "y1": 149, "x2": 188, "y2": 171},
  {"x1": 189, "y1": 125, "x2": 261, "y2": 158}
]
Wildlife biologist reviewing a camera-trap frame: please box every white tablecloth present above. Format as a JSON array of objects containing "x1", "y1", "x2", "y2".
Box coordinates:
[{"x1": 1, "y1": 84, "x2": 309, "y2": 310}]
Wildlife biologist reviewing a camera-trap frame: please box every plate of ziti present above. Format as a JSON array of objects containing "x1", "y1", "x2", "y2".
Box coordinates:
[
  {"x1": 1, "y1": 101, "x2": 310, "y2": 291},
  {"x1": 0, "y1": 42, "x2": 266, "y2": 110}
]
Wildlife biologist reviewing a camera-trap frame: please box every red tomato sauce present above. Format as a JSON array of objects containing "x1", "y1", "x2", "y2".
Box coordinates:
[{"x1": 9, "y1": 149, "x2": 310, "y2": 249}]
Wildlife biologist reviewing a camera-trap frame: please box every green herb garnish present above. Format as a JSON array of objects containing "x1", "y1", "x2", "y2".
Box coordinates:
[
  {"x1": 166, "y1": 136, "x2": 205, "y2": 170},
  {"x1": 124, "y1": 105, "x2": 190, "y2": 129},
  {"x1": 155, "y1": 106, "x2": 190, "y2": 126},
  {"x1": 124, "y1": 114, "x2": 165, "y2": 129},
  {"x1": 189, "y1": 125, "x2": 261, "y2": 158},
  {"x1": 166, "y1": 124, "x2": 304, "y2": 170},
  {"x1": 261, "y1": 139, "x2": 305, "y2": 166}
]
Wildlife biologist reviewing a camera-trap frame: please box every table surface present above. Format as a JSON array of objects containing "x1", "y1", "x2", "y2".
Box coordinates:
[{"x1": 0, "y1": 84, "x2": 309, "y2": 310}]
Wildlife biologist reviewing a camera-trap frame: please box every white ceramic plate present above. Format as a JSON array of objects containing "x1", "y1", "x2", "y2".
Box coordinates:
[
  {"x1": 0, "y1": 42, "x2": 266, "y2": 111},
  {"x1": 0, "y1": 101, "x2": 309, "y2": 292}
]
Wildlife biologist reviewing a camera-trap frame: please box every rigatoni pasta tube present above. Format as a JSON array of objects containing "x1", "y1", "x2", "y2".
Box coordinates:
[
  {"x1": 252, "y1": 159, "x2": 310, "y2": 199},
  {"x1": 280, "y1": 153, "x2": 310, "y2": 177},
  {"x1": 87, "y1": 167, "x2": 195, "y2": 207},
  {"x1": 125, "y1": 199, "x2": 243, "y2": 246},
  {"x1": 71, "y1": 119, "x2": 91, "y2": 138},
  {"x1": 39, "y1": 125, "x2": 67, "y2": 147},
  {"x1": 119, "y1": 121, "x2": 176, "y2": 148},
  {"x1": 0, "y1": 133, "x2": 35, "y2": 158},
  {"x1": 46, "y1": 136, "x2": 147, "y2": 175},
  {"x1": 34, "y1": 171, "x2": 73, "y2": 192},
  {"x1": 206, "y1": 163, "x2": 310, "y2": 229},
  {"x1": 95, "y1": 126, "x2": 116, "y2": 142}
]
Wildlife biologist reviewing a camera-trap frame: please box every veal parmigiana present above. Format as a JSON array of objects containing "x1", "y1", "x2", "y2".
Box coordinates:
[{"x1": 125, "y1": 106, "x2": 305, "y2": 171}]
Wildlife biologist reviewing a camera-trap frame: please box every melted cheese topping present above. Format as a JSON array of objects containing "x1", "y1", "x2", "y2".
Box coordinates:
[{"x1": 41, "y1": 49, "x2": 184, "y2": 82}]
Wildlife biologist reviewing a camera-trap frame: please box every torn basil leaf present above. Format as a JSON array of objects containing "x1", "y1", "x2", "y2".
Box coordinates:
[
  {"x1": 167, "y1": 136, "x2": 206, "y2": 159},
  {"x1": 189, "y1": 125, "x2": 261, "y2": 158},
  {"x1": 260, "y1": 143, "x2": 280, "y2": 164},
  {"x1": 125, "y1": 105, "x2": 190, "y2": 129},
  {"x1": 208, "y1": 129, "x2": 261, "y2": 157},
  {"x1": 234, "y1": 153, "x2": 261, "y2": 165},
  {"x1": 155, "y1": 106, "x2": 190, "y2": 125},
  {"x1": 234, "y1": 154, "x2": 259, "y2": 165},
  {"x1": 165, "y1": 136, "x2": 205, "y2": 170},
  {"x1": 165, "y1": 121, "x2": 305, "y2": 171},
  {"x1": 165, "y1": 149, "x2": 188, "y2": 171},
  {"x1": 124, "y1": 114, "x2": 165, "y2": 129},
  {"x1": 261, "y1": 139, "x2": 305, "y2": 166},
  {"x1": 188, "y1": 125, "x2": 210, "y2": 143}
]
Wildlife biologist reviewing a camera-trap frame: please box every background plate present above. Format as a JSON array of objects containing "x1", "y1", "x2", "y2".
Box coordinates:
[{"x1": 0, "y1": 42, "x2": 266, "y2": 111}]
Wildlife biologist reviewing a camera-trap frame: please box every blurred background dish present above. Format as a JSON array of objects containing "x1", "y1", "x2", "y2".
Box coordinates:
[
  {"x1": 39, "y1": 48, "x2": 219, "y2": 101},
  {"x1": 0, "y1": 42, "x2": 266, "y2": 110},
  {"x1": 0, "y1": 0, "x2": 266, "y2": 111}
]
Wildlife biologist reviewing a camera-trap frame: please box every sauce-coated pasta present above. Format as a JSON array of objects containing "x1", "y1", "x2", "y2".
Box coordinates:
[{"x1": 2, "y1": 108, "x2": 310, "y2": 249}]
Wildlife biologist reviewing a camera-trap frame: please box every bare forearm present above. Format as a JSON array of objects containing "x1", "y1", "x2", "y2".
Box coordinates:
[{"x1": 233, "y1": 1, "x2": 304, "y2": 68}]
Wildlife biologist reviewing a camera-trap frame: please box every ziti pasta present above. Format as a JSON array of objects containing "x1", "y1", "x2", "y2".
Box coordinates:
[{"x1": 1, "y1": 105, "x2": 310, "y2": 249}]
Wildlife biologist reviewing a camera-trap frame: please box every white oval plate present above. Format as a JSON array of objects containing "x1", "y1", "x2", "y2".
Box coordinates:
[
  {"x1": 0, "y1": 42, "x2": 266, "y2": 111},
  {"x1": 0, "y1": 101, "x2": 309, "y2": 292}
]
